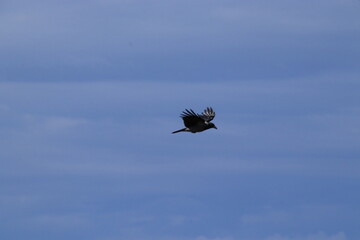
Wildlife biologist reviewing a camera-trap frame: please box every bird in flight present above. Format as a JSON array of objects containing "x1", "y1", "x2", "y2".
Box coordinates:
[{"x1": 172, "y1": 107, "x2": 217, "y2": 134}]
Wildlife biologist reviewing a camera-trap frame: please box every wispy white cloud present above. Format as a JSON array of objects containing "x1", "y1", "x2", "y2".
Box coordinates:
[
  {"x1": 29, "y1": 214, "x2": 90, "y2": 229},
  {"x1": 0, "y1": 76, "x2": 359, "y2": 180},
  {"x1": 1, "y1": 0, "x2": 359, "y2": 81},
  {"x1": 0, "y1": 2, "x2": 359, "y2": 238},
  {"x1": 266, "y1": 232, "x2": 347, "y2": 240},
  {"x1": 195, "y1": 236, "x2": 233, "y2": 240},
  {"x1": 0, "y1": 103, "x2": 9, "y2": 111},
  {"x1": 212, "y1": 0, "x2": 360, "y2": 33},
  {"x1": 41, "y1": 116, "x2": 89, "y2": 132}
]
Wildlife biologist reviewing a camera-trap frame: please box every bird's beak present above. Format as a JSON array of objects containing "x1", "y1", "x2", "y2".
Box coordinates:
[{"x1": 214, "y1": 126, "x2": 217, "y2": 129}]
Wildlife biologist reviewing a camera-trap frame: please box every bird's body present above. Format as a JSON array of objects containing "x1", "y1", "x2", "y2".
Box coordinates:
[{"x1": 172, "y1": 107, "x2": 217, "y2": 134}]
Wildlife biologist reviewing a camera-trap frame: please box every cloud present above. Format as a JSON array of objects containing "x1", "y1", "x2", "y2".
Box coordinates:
[
  {"x1": 266, "y1": 232, "x2": 347, "y2": 240},
  {"x1": 29, "y1": 214, "x2": 89, "y2": 229},
  {"x1": 241, "y1": 210, "x2": 289, "y2": 225},
  {"x1": 42, "y1": 116, "x2": 89, "y2": 132},
  {"x1": 1, "y1": 0, "x2": 359, "y2": 81},
  {"x1": 1, "y1": 76, "x2": 359, "y2": 179},
  {"x1": 213, "y1": 0, "x2": 360, "y2": 33},
  {"x1": 195, "y1": 236, "x2": 233, "y2": 240},
  {"x1": 1, "y1": 1, "x2": 359, "y2": 240},
  {"x1": 0, "y1": 103, "x2": 9, "y2": 111}
]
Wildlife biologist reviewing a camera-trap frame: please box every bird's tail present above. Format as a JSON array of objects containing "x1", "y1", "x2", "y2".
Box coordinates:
[{"x1": 172, "y1": 128, "x2": 187, "y2": 134}]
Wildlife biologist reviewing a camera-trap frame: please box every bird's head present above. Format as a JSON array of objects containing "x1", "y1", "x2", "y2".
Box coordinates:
[{"x1": 209, "y1": 122, "x2": 217, "y2": 130}]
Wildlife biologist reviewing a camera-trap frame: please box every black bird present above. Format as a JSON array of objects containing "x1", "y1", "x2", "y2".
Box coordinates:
[{"x1": 172, "y1": 107, "x2": 217, "y2": 134}]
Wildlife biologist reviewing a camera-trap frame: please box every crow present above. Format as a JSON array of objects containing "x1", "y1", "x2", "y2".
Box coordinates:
[{"x1": 172, "y1": 107, "x2": 217, "y2": 134}]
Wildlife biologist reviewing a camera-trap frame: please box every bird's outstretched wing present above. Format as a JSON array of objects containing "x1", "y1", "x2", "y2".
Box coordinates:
[
  {"x1": 201, "y1": 107, "x2": 215, "y2": 122},
  {"x1": 180, "y1": 109, "x2": 205, "y2": 128}
]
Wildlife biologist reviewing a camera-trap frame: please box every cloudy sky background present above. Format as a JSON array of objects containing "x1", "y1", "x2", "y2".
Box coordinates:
[{"x1": 1, "y1": 0, "x2": 360, "y2": 239}]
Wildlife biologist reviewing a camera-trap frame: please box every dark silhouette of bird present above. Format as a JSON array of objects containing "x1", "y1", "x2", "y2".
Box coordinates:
[{"x1": 172, "y1": 107, "x2": 217, "y2": 134}]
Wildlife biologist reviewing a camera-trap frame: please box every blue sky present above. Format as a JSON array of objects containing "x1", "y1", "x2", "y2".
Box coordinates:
[{"x1": 1, "y1": 0, "x2": 360, "y2": 240}]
